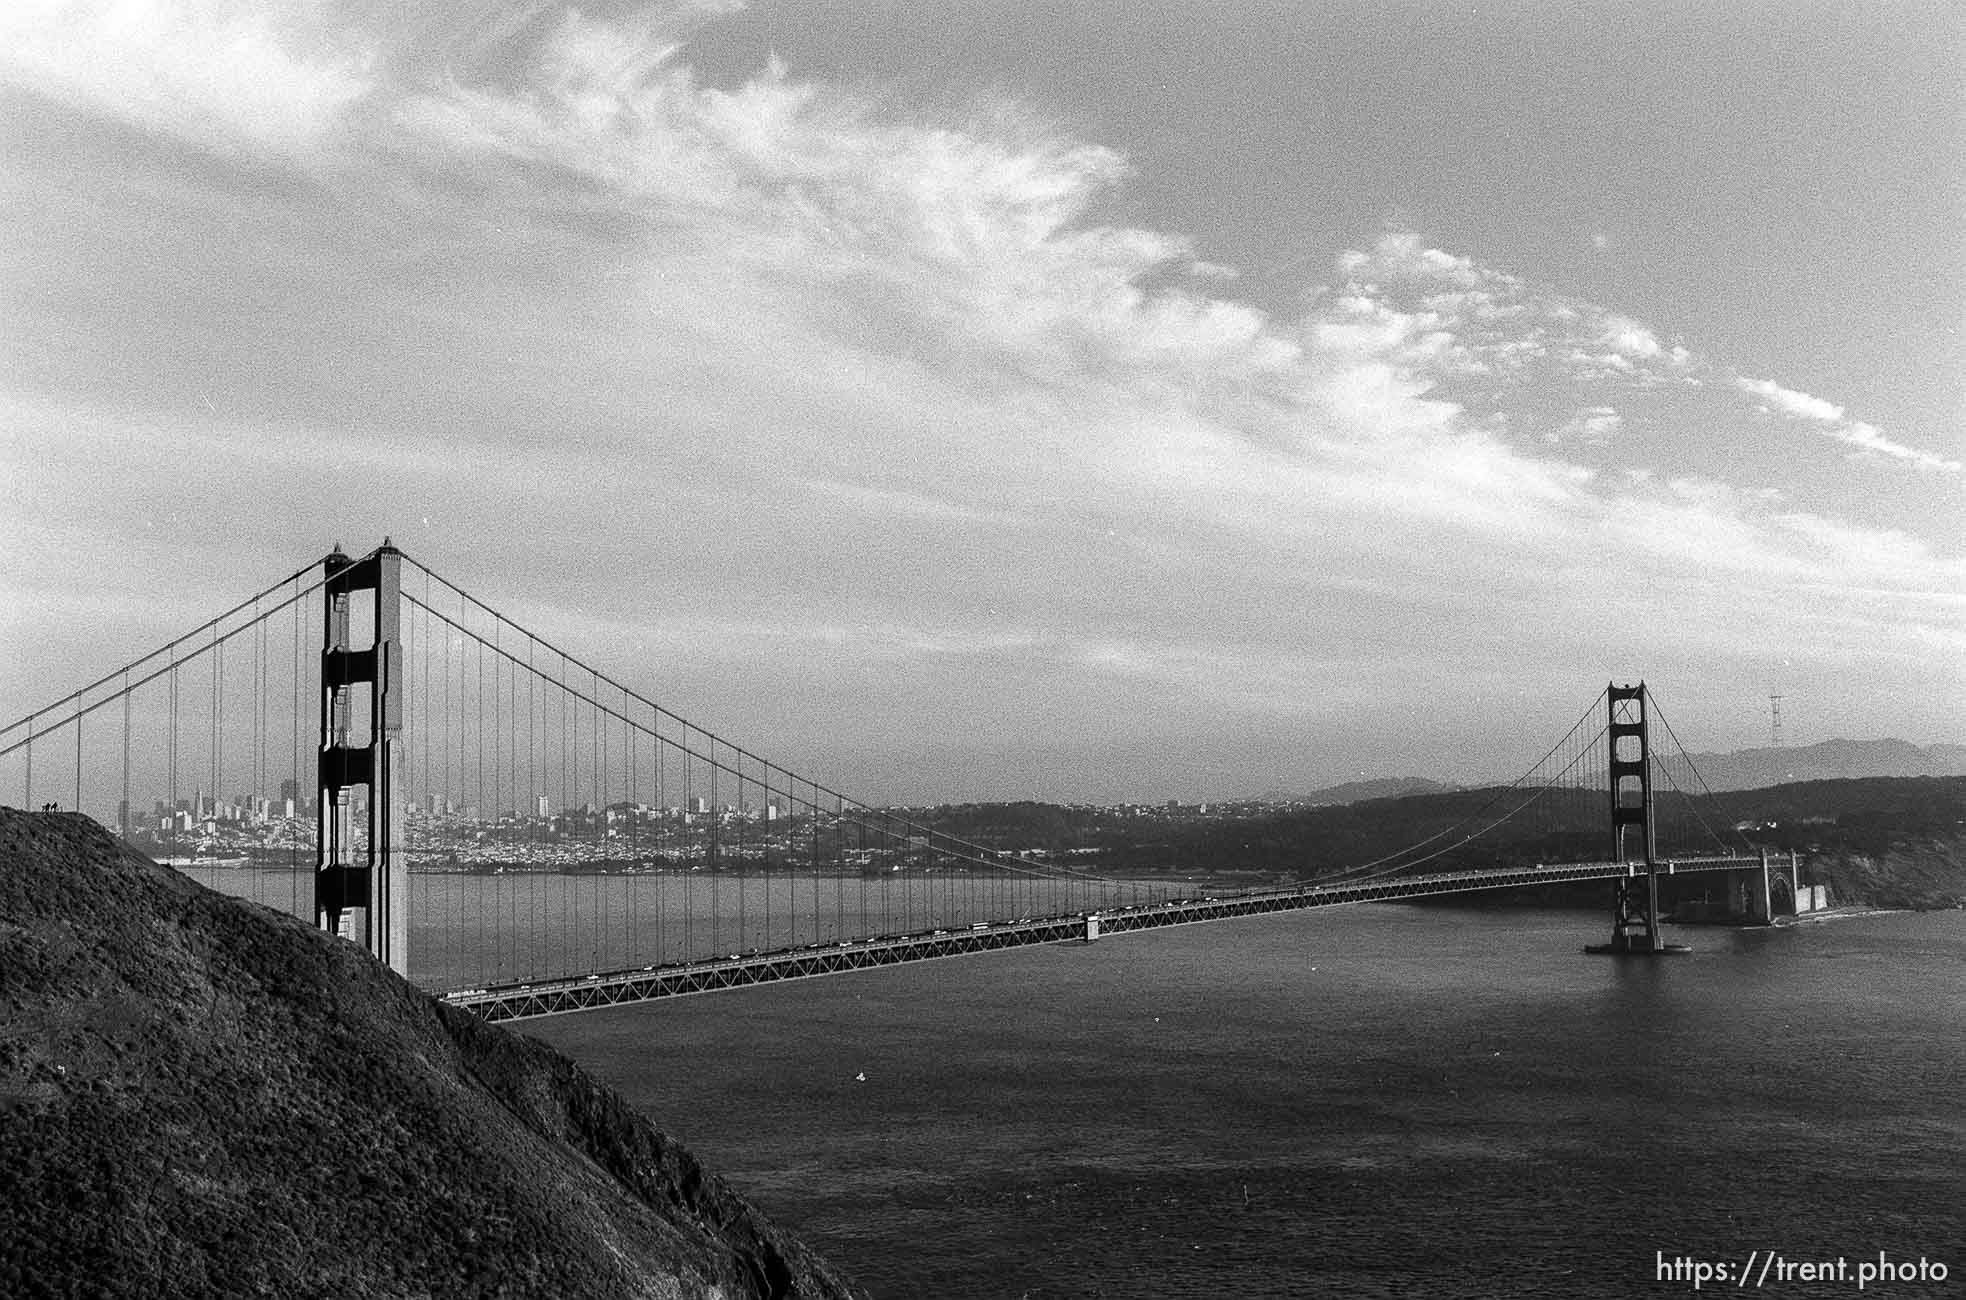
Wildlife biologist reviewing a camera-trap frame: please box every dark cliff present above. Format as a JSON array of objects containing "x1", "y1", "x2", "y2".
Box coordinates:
[{"x1": 0, "y1": 809, "x2": 864, "y2": 1300}]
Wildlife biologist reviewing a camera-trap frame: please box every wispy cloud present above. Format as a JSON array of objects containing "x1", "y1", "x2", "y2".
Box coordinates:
[
  {"x1": 1314, "y1": 232, "x2": 1697, "y2": 390},
  {"x1": 1736, "y1": 376, "x2": 1961, "y2": 473},
  {"x1": 1308, "y1": 231, "x2": 1959, "y2": 483},
  {"x1": 2, "y1": 1, "x2": 1959, "y2": 794}
]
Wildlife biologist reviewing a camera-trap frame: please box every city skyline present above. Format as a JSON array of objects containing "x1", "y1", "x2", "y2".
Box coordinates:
[{"x1": 3, "y1": 1, "x2": 1960, "y2": 804}]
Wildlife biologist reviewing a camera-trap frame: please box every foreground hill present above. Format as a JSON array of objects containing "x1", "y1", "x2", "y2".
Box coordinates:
[{"x1": 0, "y1": 809, "x2": 862, "y2": 1300}]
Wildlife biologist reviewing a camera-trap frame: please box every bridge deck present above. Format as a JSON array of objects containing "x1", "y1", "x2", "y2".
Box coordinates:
[{"x1": 441, "y1": 855, "x2": 1760, "y2": 1022}]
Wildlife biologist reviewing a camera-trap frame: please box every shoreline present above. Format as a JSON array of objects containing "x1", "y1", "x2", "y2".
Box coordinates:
[{"x1": 1771, "y1": 904, "x2": 1909, "y2": 927}]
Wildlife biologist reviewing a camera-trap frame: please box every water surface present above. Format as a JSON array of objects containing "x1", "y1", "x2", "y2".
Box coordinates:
[{"x1": 522, "y1": 906, "x2": 1966, "y2": 1295}]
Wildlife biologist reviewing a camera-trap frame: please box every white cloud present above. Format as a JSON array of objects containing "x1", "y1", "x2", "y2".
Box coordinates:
[
  {"x1": 1600, "y1": 316, "x2": 1663, "y2": 360},
  {"x1": 1828, "y1": 421, "x2": 1963, "y2": 474},
  {"x1": 1553, "y1": 406, "x2": 1623, "y2": 445},
  {"x1": 1736, "y1": 376, "x2": 1960, "y2": 473},
  {"x1": 1737, "y1": 376, "x2": 1845, "y2": 423},
  {"x1": 0, "y1": 0, "x2": 374, "y2": 154}
]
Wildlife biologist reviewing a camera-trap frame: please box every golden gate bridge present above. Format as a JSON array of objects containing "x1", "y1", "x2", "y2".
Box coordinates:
[{"x1": 1, "y1": 541, "x2": 1793, "y2": 1021}]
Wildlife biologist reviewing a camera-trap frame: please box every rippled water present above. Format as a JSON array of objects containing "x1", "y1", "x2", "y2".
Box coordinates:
[{"x1": 524, "y1": 905, "x2": 1963, "y2": 1297}]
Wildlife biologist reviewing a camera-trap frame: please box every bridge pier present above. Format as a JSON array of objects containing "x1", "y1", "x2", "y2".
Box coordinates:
[
  {"x1": 1611, "y1": 870, "x2": 1659, "y2": 953},
  {"x1": 1586, "y1": 867, "x2": 1688, "y2": 954}
]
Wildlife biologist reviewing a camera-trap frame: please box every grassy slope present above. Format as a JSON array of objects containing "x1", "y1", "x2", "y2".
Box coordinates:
[{"x1": 0, "y1": 810, "x2": 863, "y2": 1300}]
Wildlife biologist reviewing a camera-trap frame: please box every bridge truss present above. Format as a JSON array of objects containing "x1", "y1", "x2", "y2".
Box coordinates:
[{"x1": 450, "y1": 854, "x2": 1762, "y2": 1022}]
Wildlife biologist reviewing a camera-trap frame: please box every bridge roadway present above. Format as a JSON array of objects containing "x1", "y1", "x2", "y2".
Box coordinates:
[{"x1": 441, "y1": 854, "x2": 1761, "y2": 1022}]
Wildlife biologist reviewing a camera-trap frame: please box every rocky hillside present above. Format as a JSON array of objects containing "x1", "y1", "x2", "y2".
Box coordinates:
[
  {"x1": 1711, "y1": 776, "x2": 1966, "y2": 910},
  {"x1": 0, "y1": 809, "x2": 863, "y2": 1300}
]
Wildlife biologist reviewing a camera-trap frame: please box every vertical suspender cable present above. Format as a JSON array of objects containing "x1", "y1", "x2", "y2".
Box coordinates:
[
  {"x1": 595, "y1": 687, "x2": 606, "y2": 969},
  {"x1": 757, "y1": 766, "x2": 766, "y2": 948},
  {"x1": 211, "y1": 635, "x2": 222, "y2": 833},
  {"x1": 513, "y1": 621, "x2": 523, "y2": 978},
  {"x1": 167, "y1": 646, "x2": 177, "y2": 862},
  {"x1": 629, "y1": 710, "x2": 638, "y2": 967},
  {"x1": 120, "y1": 671, "x2": 131, "y2": 839},
  {"x1": 527, "y1": 638, "x2": 536, "y2": 980},
  {"x1": 654, "y1": 710, "x2": 664, "y2": 965},
  {"x1": 497, "y1": 620, "x2": 508, "y2": 980},
  {"x1": 589, "y1": 672, "x2": 597, "y2": 967},
  {"x1": 475, "y1": 632, "x2": 485, "y2": 983},
  {"x1": 560, "y1": 665, "x2": 570, "y2": 977},
  {"x1": 683, "y1": 735, "x2": 693, "y2": 959},
  {"x1": 251, "y1": 602, "x2": 262, "y2": 906},
  {"x1": 443, "y1": 594, "x2": 454, "y2": 990},
  {"x1": 417, "y1": 571, "x2": 428, "y2": 969},
  {"x1": 719, "y1": 751, "x2": 727, "y2": 951},
  {"x1": 291, "y1": 589, "x2": 301, "y2": 915},
  {"x1": 250, "y1": 601, "x2": 259, "y2": 848},
  {"x1": 424, "y1": 588, "x2": 436, "y2": 987}
]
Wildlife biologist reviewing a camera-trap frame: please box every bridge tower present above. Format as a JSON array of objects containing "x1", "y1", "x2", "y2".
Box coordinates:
[
  {"x1": 1588, "y1": 682, "x2": 1685, "y2": 955},
  {"x1": 315, "y1": 541, "x2": 409, "y2": 976}
]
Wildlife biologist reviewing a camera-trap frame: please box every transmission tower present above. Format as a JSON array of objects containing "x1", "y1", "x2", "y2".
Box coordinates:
[{"x1": 1769, "y1": 693, "x2": 1784, "y2": 748}]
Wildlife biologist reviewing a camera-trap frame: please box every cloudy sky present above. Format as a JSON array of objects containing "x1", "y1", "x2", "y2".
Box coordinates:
[{"x1": 2, "y1": 0, "x2": 1960, "y2": 802}]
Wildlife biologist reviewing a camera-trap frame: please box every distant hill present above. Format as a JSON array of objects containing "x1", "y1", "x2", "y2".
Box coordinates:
[
  {"x1": 0, "y1": 809, "x2": 863, "y2": 1300},
  {"x1": 1683, "y1": 738, "x2": 1966, "y2": 791},
  {"x1": 1296, "y1": 740, "x2": 1966, "y2": 805},
  {"x1": 1256, "y1": 776, "x2": 1453, "y2": 806}
]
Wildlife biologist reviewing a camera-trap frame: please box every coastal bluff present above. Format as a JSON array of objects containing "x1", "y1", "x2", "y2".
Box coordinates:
[{"x1": 0, "y1": 809, "x2": 863, "y2": 1299}]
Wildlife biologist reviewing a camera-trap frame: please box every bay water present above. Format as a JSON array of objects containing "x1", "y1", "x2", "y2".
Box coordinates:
[{"x1": 524, "y1": 905, "x2": 1964, "y2": 1298}]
